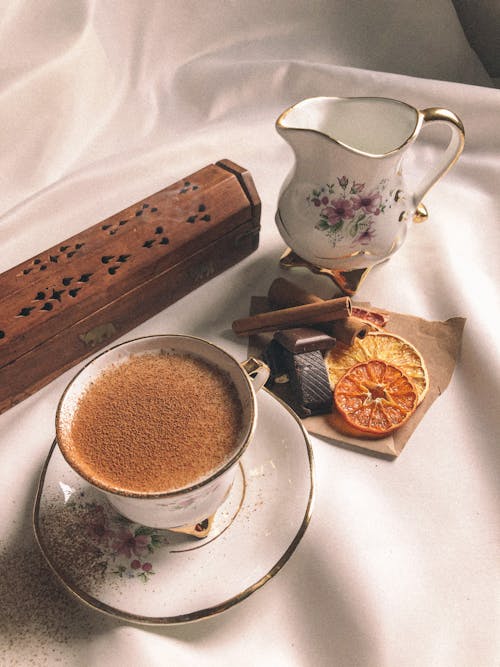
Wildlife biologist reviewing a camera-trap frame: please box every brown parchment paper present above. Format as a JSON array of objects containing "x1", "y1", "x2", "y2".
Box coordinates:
[{"x1": 248, "y1": 296, "x2": 465, "y2": 457}]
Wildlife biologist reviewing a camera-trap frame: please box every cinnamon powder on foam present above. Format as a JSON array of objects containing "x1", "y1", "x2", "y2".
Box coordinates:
[{"x1": 68, "y1": 353, "x2": 243, "y2": 493}]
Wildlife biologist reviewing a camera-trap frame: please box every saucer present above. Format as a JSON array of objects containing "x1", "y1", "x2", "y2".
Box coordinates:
[{"x1": 33, "y1": 389, "x2": 314, "y2": 625}]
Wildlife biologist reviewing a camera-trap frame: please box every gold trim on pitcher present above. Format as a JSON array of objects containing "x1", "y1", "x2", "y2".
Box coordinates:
[
  {"x1": 421, "y1": 107, "x2": 465, "y2": 156},
  {"x1": 413, "y1": 202, "x2": 428, "y2": 223},
  {"x1": 276, "y1": 96, "x2": 424, "y2": 158},
  {"x1": 412, "y1": 108, "x2": 464, "y2": 223},
  {"x1": 418, "y1": 106, "x2": 465, "y2": 189},
  {"x1": 279, "y1": 248, "x2": 373, "y2": 295}
]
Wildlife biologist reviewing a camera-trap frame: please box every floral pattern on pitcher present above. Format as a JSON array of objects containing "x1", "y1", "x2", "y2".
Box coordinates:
[{"x1": 306, "y1": 176, "x2": 394, "y2": 248}]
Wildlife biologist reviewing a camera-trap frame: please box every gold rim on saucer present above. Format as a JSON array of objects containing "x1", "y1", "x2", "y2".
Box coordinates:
[{"x1": 33, "y1": 388, "x2": 314, "y2": 625}]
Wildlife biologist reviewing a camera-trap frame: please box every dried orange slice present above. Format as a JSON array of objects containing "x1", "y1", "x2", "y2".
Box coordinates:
[
  {"x1": 325, "y1": 331, "x2": 428, "y2": 404},
  {"x1": 334, "y1": 360, "x2": 418, "y2": 435}
]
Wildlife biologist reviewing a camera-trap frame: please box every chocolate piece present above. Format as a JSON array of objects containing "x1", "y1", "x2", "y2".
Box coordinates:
[
  {"x1": 282, "y1": 349, "x2": 333, "y2": 418},
  {"x1": 264, "y1": 338, "x2": 333, "y2": 417},
  {"x1": 274, "y1": 327, "x2": 336, "y2": 353},
  {"x1": 263, "y1": 340, "x2": 288, "y2": 385},
  {"x1": 264, "y1": 348, "x2": 333, "y2": 417}
]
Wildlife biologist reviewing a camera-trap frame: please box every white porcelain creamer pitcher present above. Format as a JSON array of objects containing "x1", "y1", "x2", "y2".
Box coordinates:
[{"x1": 275, "y1": 96, "x2": 464, "y2": 271}]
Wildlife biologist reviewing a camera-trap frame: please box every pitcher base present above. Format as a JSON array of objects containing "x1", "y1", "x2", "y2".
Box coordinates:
[{"x1": 279, "y1": 248, "x2": 372, "y2": 295}]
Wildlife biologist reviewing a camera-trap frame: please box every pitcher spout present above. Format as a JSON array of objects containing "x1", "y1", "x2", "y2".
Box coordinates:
[{"x1": 277, "y1": 96, "x2": 421, "y2": 157}]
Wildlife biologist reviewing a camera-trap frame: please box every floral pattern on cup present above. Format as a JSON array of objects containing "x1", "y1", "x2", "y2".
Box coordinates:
[
  {"x1": 306, "y1": 176, "x2": 394, "y2": 248},
  {"x1": 65, "y1": 490, "x2": 170, "y2": 583}
]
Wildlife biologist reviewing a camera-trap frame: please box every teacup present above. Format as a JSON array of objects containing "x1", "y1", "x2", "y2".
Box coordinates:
[{"x1": 55, "y1": 335, "x2": 269, "y2": 529}]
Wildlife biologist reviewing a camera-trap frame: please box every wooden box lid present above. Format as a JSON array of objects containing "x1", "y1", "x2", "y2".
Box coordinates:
[{"x1": 0, "y1": 159, "x2": 260, "y2": 414}]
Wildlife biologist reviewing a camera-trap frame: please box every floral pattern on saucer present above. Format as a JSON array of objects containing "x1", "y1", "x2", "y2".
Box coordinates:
[
  {"x1": 307, "y1": 175, "x2": 395, "y2": 248},
  {"x1": 34, "y1": 389, "x2": 314, "y2": 623},
  {"x1": 41, "y1": 489, "x2": 171, "y2": 587}
]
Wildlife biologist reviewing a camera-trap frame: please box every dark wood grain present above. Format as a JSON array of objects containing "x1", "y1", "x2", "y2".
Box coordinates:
[{"x1": 0, "y1": 160, "x2": 261, "y2": 415}]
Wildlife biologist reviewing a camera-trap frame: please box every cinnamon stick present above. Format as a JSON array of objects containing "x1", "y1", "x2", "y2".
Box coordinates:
[
  {"x1": 232, "y1": 297, "x2": 352, "y2": 336},
  {"x1": 268, "y1": 277, "x2": 370, "y2": 345},
  {"x1": 268, "y1": 277, "x2": 322, "y2": 309},
  {"x1": 329, "y1": 316, "x2": 370, "y2": 345}
]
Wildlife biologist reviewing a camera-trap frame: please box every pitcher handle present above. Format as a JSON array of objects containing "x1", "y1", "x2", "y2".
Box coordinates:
[{"x1": 412, "y1": 108, "x2": 465, "y2": 220}]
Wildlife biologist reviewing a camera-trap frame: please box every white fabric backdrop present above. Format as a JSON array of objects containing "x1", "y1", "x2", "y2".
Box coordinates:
[{"x1": 0, "y1": 2, "x2": 499, "y2": 665}]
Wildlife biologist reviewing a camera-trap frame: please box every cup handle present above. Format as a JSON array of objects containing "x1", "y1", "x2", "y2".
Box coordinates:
[
  {"x1": 241, "y1": 357, "x2": 270, "y2": 393},
  {"x1": 412, "y1": 108, "x2": 465, "y2": 220}
]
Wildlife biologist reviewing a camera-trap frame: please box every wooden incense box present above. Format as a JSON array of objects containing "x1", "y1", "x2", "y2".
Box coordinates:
[{"x1": 0, "y1": 159, "x2": 260, "y2": 415}]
